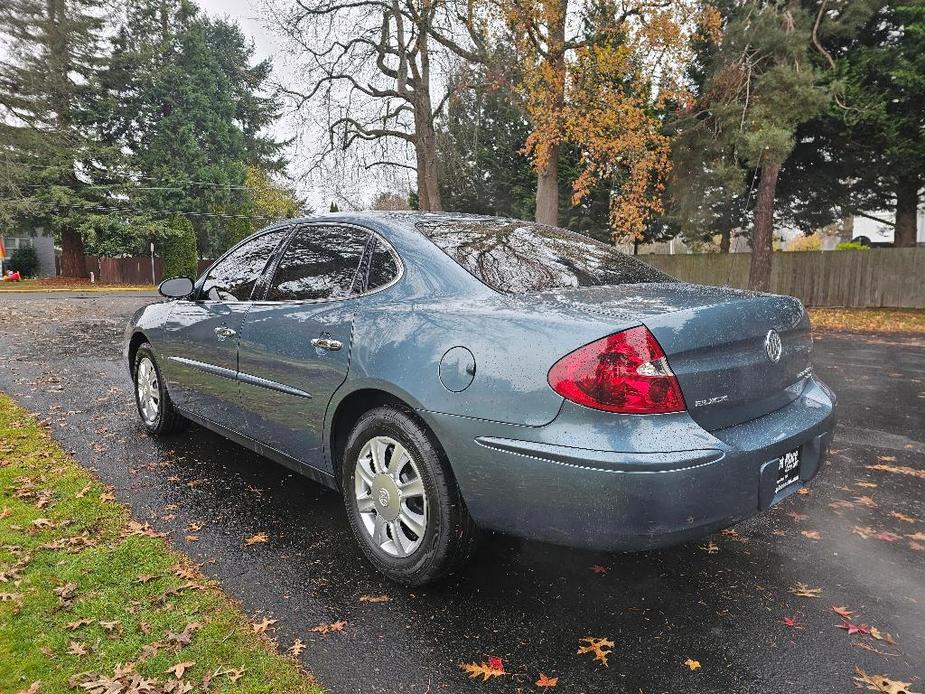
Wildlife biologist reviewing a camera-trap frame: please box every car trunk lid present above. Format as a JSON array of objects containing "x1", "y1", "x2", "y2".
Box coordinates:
[{"x1": 533, "y1": 283, "x2": 813, "y2": 430}]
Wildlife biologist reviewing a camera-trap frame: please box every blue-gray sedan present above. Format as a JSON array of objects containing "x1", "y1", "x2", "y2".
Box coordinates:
[{"x1": 125, "y1": 212, "x2": 837, "y2": 585}]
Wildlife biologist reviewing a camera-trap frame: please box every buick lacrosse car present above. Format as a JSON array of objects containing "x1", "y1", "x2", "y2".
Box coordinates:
[{"x1": 125, "y1": 212, "x2": 836, "y2": 585}]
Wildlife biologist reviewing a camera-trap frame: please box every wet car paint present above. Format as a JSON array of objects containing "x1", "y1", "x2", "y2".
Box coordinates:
[{"x1": 126, "y1": 212, "x2": 835, "y2": 551}]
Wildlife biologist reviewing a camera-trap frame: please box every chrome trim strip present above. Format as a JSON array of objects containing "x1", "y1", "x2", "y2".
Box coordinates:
[
  {"x1": 237, "y1": 370, "x2": 312, "y2": 399},
  {"x1": 167, "y1": 356, "x2": 237, "y2": 381}
]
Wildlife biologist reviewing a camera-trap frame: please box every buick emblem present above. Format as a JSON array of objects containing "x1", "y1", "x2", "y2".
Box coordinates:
[{"x1": 765, "y1": 330, "x2": 782, "y2": 363}]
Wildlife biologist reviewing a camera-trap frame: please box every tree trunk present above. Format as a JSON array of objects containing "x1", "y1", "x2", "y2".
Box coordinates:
[
  {"x1": 719, "y1": 228, "x2": 731, "y2": 253},
  {"x1": 60, "y1": 228, "x2": 88, "y2": 278},
  {"x1": 533, "y1": 0, "x2": 566, "y2": 226},
  {"x1": 894, "y1": 175, "x2": 919, "y2": 247},
  {"x1": 747, "y1": 162, "x2": 781, "y2": 292},
  {"x1": 535, "y1": 144, "x2": 560, "y2": 225},
  {"x1": 414, "y1": 110, "x2": 442, "y2": 211}
]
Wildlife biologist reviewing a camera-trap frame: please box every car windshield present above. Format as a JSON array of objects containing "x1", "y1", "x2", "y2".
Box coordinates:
[{"x1": 417, "y1": 219, "x2": 673, "y2": 294}]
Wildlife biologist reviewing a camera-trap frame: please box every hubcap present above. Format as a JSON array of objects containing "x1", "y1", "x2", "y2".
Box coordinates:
[
  {"x1": 354, "y1": 435, "x2": 428, "y2": 558},
  {"x1": 136, "y1": 357, "x2": 160, "y2": 424}
]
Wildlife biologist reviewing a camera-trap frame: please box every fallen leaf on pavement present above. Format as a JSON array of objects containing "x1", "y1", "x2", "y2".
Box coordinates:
[
  {"x1": 700, "y1": 541, "x2": 720, "y2": 554},
  {"x1": 577, "y1": 637, "x2": 614, "y2": 667},
  {"x1": 854, "y1": 496, "x2": 878, "y2": 508},
  {"x1": 684, "y1": 658, "x2": 701, "y2": 671},
  {"x1": 287, "y1": 639, "x2": 306, "y2": 657},
  {"x1": 244, "y1": 532, "x2": 268, "y2": 546},
  {"x1": 782, "y1": 616, "x2": 802, "y2": 628},
  {"x1": 460, "y1": 660, "x2": 506, "y2": 681},
  {"x1": 251, "y1": 618, "x2": 277, "y2": 634},
  {"x1": 801, "y1": 530, "x2": 822, "y2": 540},
  {"x1": 536, "y1": 673, "x2": 558, "y2": 687},
  {"x1": 906, "y1": 532, "x2": 925, "y2": 542},
  {"x1": 865, "y1": 464, "x2": 925, "y2": 481},
  {"x1": 869, "y1": 628, "x2": 897, "y2": 645},
  {"x1": 786, "y1": 511, "x2": 808, "y2": 522},
  {"x1": 790, "y1": 582, "x2": 821, "y2": 598},
  {"x1": 875, "y1": 532, "x2": 900, "y2": 542},
  {"x1": 889, "y1": 511, "x2": 916, "y2": 524},
  {"x1": 590, "y1": 564, "x2": 608, "y2": 574},
  {"x1": 358, "y1": 594, "x2": 389, "y2": 603},
  {"x1": 311, "y1": 619, "x2": 347, "y2": 635},
  {"x1": 853, "y1": 667, "x2": 921, "y2": 694},
  {"x1": 833, "y1": 605, "x2": 855, "y2": 619},
  {"x1": 837, "y1": 620, "x2": 870, "y2": 636},
  {"x1": 165, "y1": 661, "x2": 195, "y2": 679}
]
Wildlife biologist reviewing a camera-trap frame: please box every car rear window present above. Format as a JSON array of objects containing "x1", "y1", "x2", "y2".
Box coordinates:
[{"x1": 417, "y1": 219, "x2": 672, "y2": 294}]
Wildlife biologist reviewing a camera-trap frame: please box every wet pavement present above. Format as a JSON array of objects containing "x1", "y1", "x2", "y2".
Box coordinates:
[{"x1": 0, "y1": 292, "x2": 923, "y2": 694}]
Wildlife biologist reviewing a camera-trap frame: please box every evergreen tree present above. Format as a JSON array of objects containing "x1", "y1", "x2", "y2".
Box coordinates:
[
  {"x1": 98, "y1": 2, "x2": 284, "y2": 257},
  {"x1": 0, "y1": 0, "x2": 111, "y2": 276}
]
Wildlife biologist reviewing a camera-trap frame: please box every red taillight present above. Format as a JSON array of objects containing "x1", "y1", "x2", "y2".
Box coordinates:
[{"x1": 547, "y1": 326, "x2": 687, "y2": 414}]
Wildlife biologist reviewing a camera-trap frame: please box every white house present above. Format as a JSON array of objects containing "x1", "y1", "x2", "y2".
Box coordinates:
[{"x1": 0, "y1": 227, "x2": 56, "y2": 276}]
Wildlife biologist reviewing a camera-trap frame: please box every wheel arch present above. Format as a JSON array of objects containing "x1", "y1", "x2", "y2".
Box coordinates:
[
  {"x1": 128, "y1": 331, "x2": 150, "y2": 373},
  {"x1": 327, "y1": 386, "x2": 450, "y2": 491}
]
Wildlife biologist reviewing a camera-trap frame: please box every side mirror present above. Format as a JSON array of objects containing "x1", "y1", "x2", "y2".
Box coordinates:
[{"x1": 158, "y1": 276, "x2": 194, "y2": 299}]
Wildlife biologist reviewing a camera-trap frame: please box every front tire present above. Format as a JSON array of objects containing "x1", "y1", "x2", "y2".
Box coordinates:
[
  {"x1": 132, "y1": 343, "x2": 187, "y2": 435},
  {"x1": 342, "y1": 406, "x2": 479, "y2": 586}
]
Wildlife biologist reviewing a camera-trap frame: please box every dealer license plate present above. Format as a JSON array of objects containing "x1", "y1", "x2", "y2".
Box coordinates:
[{"x1": 775, "y1": 449, "x2": 801, "y2": 494}]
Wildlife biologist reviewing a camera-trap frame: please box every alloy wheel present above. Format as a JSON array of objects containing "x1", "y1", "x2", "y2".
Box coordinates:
[
  {"x1": 136, "y1": 356, "x2": 160, "y2": 424},
  {"x1": 354, "y1": 435, "x2": 428, "y2": 557}
]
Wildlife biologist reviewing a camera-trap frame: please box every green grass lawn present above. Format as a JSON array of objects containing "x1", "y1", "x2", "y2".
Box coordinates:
[
  {"x1": 0, "y1": 393, "x2": 322, "y2": 694},
  {"x1": 809, "y1": 307, "x2": 925, "y2": 334}
]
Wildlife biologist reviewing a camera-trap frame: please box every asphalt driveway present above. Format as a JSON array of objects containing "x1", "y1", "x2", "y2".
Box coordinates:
[{"x1": 1, "y1": 292, "x2": 923, "y2": 693}]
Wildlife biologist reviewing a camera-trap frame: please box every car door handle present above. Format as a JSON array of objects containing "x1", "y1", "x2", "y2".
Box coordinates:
[
  {"x1": 311, "y1": 338, "x2": 342, "y2": 351},
  {"x1": 214, "y1": 326, "x2": 236, "y2": 339}
]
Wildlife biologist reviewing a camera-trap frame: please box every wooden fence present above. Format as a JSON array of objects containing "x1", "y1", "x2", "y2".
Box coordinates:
[
  {"x1": 642, "y1": 248, "x2": 925, "y2": 309},
  {"x1": 78, "y1": 256, "x2": 214, "y2": 284}
]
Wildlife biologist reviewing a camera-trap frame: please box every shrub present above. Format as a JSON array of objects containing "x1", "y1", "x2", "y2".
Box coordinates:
[
  {"x1": 161, "y1": 215, "x2": 198, "y2": 280},
  {"x1": 835, "y1": 241, "x2": 870, "y2": 251},
  {"x1": 7, "y1": 246, "x2": 39, "y2": 277}
]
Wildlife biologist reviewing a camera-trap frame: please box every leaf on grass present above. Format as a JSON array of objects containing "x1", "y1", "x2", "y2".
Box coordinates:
[
  {"x1": 98, "y1": 620, "x2": 121, "y2": 634},
  {"x1": 684, "y1": 658, "x2": 701, "y2": 671},
  {"x1": 67, "y1": 640, "x2": 88, "y2": 656},
  {"x1": 790, "y1": 582, "x2": 821, "y2": 598},
  {"x1": 165, "y1": 661, "x2": 195, "y2": 679},
  {"x1": 166, "y1": 622, "x2": 201, "y2": 648},
  {"x1": 460, "y1": 659, "x2": 506, "y2": 681},
  {"x1": 226, "y1": 668, "x2": 246, "y2": 683},
  {"x1": 14, "y1": 682, "x2": 40, "y2": 694},
  {"x1": 54, "y1": 583, "x2": 77, "y2": 609},
  {"x1": 853, "y1": 667, "x2": 921, "y2": 694},
  {"x1": 31, "y1": 518, "x2": 54, "y2": 529},
  {"x1": 251, "y1": 617, "x2": 278, "y2": 635},
  {"x1": 311, "y1": 619, "x2": 347, "y2": 635},
  {"x1": 358, "y1": 594, "x2": 389, "y2": 603},
  {"x1": 66, "y1": 618, "x2": 93, "y2": 631},
  {"x1": 577, "y1": 637, "x2": 614, "y2": 667},
  {"x1": 244, "y1": 532, "x2": 268, "y2": 546},
  {"x1": 287, "y1": 639, "x2": 306, "y2": 657},
  {"x1": 801, "y1": 530, "x2": 822, "y2": 540},
  {"x1": 136, "y1": 574, "x2": 157, "y2": 584},
  {"x1": 536, "y1": 673, "x2": 558, "y2": 687}
]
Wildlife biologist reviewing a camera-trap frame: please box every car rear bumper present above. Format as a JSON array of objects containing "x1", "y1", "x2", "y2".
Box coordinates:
[{"x1": 421, "y1": 377, "x2": 836, "y2": 551}]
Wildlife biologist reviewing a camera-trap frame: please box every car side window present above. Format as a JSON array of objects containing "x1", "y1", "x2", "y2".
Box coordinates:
[
  {"x1": 200, "y1": 229, "x2": 289, "y2": 301},
  {"x1": 366, "y1": 238, "x2": 400, "y2": 291},
  {"x1": 267, "y1": 225, "x2": 370, "y2": 302}
]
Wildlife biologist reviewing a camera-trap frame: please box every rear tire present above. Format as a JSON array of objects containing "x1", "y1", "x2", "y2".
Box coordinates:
[
  {"x1": 132, "y1": 343, "x2": 187, "y2": 435},
  {"x1": 341, "y1": 406, "x2": 479, "y2": 586}
]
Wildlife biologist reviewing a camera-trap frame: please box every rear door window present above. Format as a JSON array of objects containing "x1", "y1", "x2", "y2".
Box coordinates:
[
  {"x1": 267, "y1": 225, "x2": 369, "y2": 301},
  {"x1": 417, "y1": 219, "x2": 672, "y2": 293}
]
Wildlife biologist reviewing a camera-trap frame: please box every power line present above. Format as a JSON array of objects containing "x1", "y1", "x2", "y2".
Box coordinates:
[
  {"x1": 1, "y1": 162, "x2": 268, "y2": 190},
  {"x1": 1, "y1": 197, "x2": 286, "y2": 221}
]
